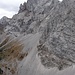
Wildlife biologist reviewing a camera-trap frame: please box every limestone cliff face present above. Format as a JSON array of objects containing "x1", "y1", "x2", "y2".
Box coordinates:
[
  {"x1": 1, "y1": 0, "x2": 59, "y2": 36},
  {"x1": 1, "y1": 0, "x2": 75, "y2": 75}
]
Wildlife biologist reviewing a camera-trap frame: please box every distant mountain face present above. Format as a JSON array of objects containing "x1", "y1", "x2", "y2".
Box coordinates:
[{"x1": 1, "y1": 0, "x2": 75, "y2": 75}]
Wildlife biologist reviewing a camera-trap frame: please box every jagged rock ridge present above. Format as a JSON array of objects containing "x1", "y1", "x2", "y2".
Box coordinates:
[{"x1": 1, "y1": 0, "x2": 75, "y2": 75}]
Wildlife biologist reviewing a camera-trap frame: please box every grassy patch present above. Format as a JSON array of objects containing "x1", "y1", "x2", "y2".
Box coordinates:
[
  {"x1": 0, "y1": 35, "x2": 28, "y2": 75},
  {"x1": 17, "y1": 52, "x2": 28, "y2": 61},
  {"x1": 0, "y1": 36, "x2": 25, "y2": 61}
]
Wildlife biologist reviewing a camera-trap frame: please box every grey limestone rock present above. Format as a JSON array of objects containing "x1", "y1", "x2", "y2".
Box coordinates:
[{"x1": 1, "y1": 0, "x2": 75, "y2": 75}]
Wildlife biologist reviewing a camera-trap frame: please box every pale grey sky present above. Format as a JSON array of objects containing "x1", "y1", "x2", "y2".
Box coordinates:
[
  {"x1": 0, "y1": 0, "x2": 27, "y2": 18},
  {"x1": 0, "y1": 0, "x2": 63, "y2": 19},
  {"x1": 59, "y1": 0, "x2": 63, "y2": 2}
]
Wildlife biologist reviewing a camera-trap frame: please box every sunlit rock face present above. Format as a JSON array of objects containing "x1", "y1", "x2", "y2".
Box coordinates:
[{"x1": 1, "y1": 0, "x2": 75, "y2": 75}]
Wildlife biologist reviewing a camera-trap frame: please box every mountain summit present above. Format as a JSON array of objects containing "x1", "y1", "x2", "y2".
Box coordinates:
[{"x1": 0, "y1": 0, "x2": 75, "y2": 75}]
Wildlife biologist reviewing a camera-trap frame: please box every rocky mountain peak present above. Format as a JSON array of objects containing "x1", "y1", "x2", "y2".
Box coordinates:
[
  {"x1": 1, "y1": 0, "x2": 75, "y2": 75},
  {"x1": 19, "y1": 0, "x2": 59, "y2": 13}
]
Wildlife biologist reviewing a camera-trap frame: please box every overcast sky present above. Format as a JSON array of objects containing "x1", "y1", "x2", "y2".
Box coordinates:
[{"x1": 0, "y1": 0, "x2": 27, "y2": 19}]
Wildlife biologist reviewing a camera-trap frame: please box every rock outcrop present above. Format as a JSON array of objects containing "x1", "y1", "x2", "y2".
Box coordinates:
[{"x1": 1, "y1": 0, "x2": 75, "y2": 75}]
